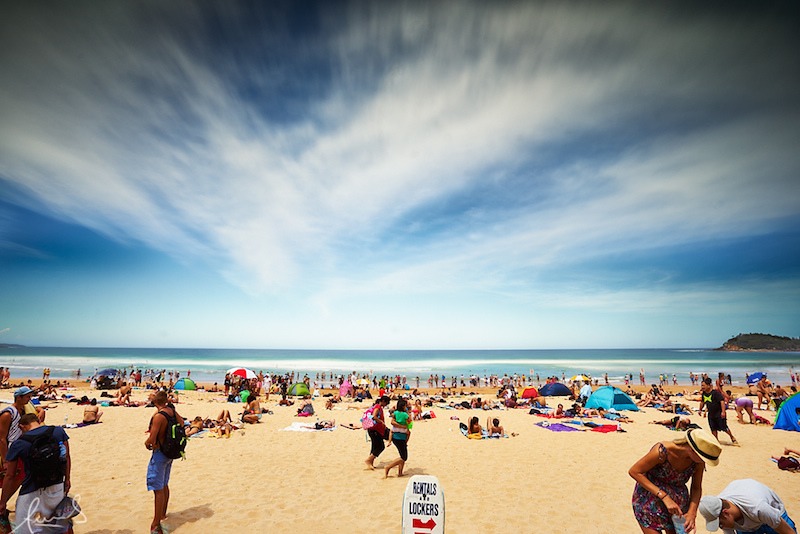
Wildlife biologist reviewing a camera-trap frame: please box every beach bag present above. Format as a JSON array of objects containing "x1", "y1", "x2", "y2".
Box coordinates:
[
  {"x1": 778, "y1": 456, "x2": 800, "y2": 471},
  {"x1": 361, "y1": 406, "x2": 377, "y2": 430},
  {"x1": 158, "y1": 410, "x2": 187, "y2": 460},
  {"x1": 20, "y1": 427, "x2": 66, "y2": 489}
]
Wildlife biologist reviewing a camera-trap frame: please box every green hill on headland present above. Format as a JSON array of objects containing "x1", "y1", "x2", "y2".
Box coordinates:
[{"x1": 717, "y1": 333, "x2": 800, "y2": 352}]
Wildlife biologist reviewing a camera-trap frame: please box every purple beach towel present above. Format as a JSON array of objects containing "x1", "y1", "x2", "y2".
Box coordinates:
[{"x1": 535, "y1": 422, "x2": 580, "y2": 432}]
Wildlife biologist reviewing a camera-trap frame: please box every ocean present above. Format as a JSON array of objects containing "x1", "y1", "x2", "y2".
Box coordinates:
[{"x1": 0, "y1": 347, "x2": 798, "y2": 387}]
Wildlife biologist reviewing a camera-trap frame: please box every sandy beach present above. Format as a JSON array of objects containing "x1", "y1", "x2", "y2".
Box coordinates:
[{"x1": 6, "y1": 382, "x2": 798, "y2": 533}]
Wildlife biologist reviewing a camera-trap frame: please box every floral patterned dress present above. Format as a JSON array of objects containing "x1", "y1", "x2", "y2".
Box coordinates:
[{"x1": 632, "y1": 444, "x2": 697, "y2": 531}]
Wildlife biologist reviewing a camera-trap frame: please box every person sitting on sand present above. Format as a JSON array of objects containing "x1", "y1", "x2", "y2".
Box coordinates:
[
  {"x1": 296, "y1": 401, "x2": 314, "y2": 417},
  {"x1": 82, "y1": 398, "x2": 103, "y2": 424},
  {"x1": 553, "y1": 404, "x2": 565, "y2": 418},
  {"x1": 116, "y1": 385, "x2": 132, "y2": 405},
  {"x1": 411, "y1": 399, "x2": 423, "y2": 420},
  {"x1": 467, "y1": 416, "x2": 483, "y2": 437},
  {"x1": 486, "y1": 417, "x2": 504, "y2": 436},
  {"x1": 772, "y1": 384, "x2": 789, "y2": 409},
  {"x1": 242, "y1": 395, "x2": 262, "y2": 424}
]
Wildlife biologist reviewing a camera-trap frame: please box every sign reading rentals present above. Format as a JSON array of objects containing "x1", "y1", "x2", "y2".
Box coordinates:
[{"x1": 402, "y1": 475, "x2": 444, "y2": 534}]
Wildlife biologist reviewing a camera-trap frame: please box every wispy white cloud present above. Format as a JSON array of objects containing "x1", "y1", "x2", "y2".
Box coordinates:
[{"x1": 1, "y1": 1, "x2": 798, "y2": 308}]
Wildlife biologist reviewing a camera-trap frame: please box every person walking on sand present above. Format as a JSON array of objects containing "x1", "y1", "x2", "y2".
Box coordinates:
[
  {"x1": 629, "y1": 428, "x2": 722, "y2": 534},
  {"x1": 145, "y1": 390, "x2": 183, "y2": 534},
  {"x1": 384, "y1": 398, "x2": 412, "y2": 478},
  {"x1": 365, "y1": 396, "x2": 391, "y2": 470},
  {"x1": 699, "y1": 378, "x2": 739, "y2": 446}
]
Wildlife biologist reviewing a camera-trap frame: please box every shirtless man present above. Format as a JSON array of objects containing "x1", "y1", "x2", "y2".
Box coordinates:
[
  {"x1": 117, "y1": 384, "x2": 132, "y2": 406},
  {"x1": 756, "y1": 375, "x2": 772, "y2": 410}
]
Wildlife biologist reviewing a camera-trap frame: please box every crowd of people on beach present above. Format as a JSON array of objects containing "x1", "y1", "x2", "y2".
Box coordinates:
[{"x1": 0, "y1": 363, "x2": 797, "y2": 533}]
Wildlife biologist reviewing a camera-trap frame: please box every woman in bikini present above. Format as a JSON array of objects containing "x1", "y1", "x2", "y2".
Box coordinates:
[{"x1": 82, "y1": 398, "x2": 103, "y2": 424}]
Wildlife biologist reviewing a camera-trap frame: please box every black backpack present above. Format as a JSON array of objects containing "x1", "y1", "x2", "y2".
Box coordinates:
[
  {"x1": 158, "y1": 410, "x2": 187, "y2": 460},
  {"x1": 21, "y1": 427, "x2": 66, "y2": 489}
]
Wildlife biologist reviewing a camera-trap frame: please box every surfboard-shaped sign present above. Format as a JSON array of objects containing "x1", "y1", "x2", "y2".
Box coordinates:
[{"x1": 402, "y1": 475, "x2": 444, "y2": 534}]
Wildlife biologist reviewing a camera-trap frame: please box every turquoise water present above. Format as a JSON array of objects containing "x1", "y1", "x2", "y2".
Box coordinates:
[{"x1": 0, "y1": 347, "x2": 798, "y2": 386}]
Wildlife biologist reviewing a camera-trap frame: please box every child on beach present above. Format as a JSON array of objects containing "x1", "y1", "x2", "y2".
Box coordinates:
[{"x1": 384, "y1": 398, "x2": 412, "y2": 478}]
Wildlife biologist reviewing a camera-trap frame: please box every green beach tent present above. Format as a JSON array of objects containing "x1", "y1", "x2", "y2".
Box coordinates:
[
  {"x1": 174, "y1": 378, "x2": 197, "y2": 391},
  {"x1": 287, "y1": 382, "x2": 310, "y2": 396}
]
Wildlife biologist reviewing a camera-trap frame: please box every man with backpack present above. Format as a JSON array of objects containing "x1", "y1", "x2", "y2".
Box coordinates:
[
  {"x1": 145, "y1": 390, "x2": 184, "y2": 534},
  {"x1": 0, "y1": 387, "x2": 38, "y2": 530},
  {"x1": 0, "y1": 412, "x2": 71, "y2": 533}
]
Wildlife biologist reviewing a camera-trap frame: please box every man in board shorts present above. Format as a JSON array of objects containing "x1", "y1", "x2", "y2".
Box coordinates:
[{"x1": 699, "y1": 378, "x2": 739, "y2": 446}]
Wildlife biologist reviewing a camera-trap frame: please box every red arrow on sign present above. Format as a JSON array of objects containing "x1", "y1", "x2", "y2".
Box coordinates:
[{"x1": 413, "y1": 518, "x2": 436, "y2": 531}]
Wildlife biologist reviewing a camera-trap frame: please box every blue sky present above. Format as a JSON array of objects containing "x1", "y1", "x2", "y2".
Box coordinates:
[{"x1": 1, "y1": 2, "x2": 799, "y2": 349}]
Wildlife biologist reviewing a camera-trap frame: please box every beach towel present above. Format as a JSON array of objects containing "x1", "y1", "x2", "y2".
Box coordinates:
[
  {"x1": 590, "y1": 424, "x2": 619, "y2": 433},
  {"x1": 535, "y1": 422, "x2": 580, "y2": 432},
  {"x1": 189, "y1": 429, "x2": 209, "y2": 438},
  {"x1": 62, "y1": 422, "x2": 103, "y2": 429},
  {"x1": 280, "y1": 422, "x2": 336, "y2": 432}
]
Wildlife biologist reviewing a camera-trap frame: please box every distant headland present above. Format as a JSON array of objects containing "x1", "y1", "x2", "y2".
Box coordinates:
[
  {"x1": 0, "y1": 344, "x2": 26, "y2": 349},
  {"x1": 716, "y1": 333, "x2": 800, "y2": 352}
]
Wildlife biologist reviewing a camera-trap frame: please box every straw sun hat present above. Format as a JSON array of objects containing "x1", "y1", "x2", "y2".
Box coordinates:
[{"x1": 676, "y1": 428, "x2": 722, "y2": 466}]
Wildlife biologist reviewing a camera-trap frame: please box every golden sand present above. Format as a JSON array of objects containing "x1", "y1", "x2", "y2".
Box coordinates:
[{"x1": 9, "y1": 382, "x2": 798, "y2": 533}]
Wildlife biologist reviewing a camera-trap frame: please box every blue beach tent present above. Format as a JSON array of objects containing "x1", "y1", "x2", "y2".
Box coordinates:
[
  {"x1": 584, "y1": 386, "x2": 639, "y2": 412},
  {"x1": 773, "y1": 392, "x2": 800, "y2": 432},
  {"x1": 538, "y1": 382, "x2": 571, "y2": 397},
  {"x1": 174, "y1": 378, "x2": 196, "y2": 391}
]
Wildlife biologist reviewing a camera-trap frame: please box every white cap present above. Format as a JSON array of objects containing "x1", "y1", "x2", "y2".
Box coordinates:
[{"x1": 698, "y1": 495, "x2": 723, "y2": 531}]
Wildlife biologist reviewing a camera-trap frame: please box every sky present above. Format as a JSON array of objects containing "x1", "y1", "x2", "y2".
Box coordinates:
[{"x1": 1, "y1": 1, "x2": 799, "y2": 350}]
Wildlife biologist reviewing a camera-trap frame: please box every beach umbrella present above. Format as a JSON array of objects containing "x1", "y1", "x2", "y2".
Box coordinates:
[
  {"x1": 355, "y1": 378, "x2": 370, "y2": 386},
  {"x1": 746, "y1": 372, "x2": 766, "y2": 385},
  {"x1": 520, "y1": 387, "x2": 539, "y2": 399},
  {"x1": 96, "y1": 368, "x2": 118, "y2": 377},
  {"x1": 227, "y1": 367, "x2": 256, "y2": 380},
  {"x1": 569, "y1": 374, "x2": 591, "y2": 382}
]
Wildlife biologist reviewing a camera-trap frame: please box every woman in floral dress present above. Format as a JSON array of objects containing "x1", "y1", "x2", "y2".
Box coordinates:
[{"x1": 629, "y1": 428, "x2": 722, "y2": 533}]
